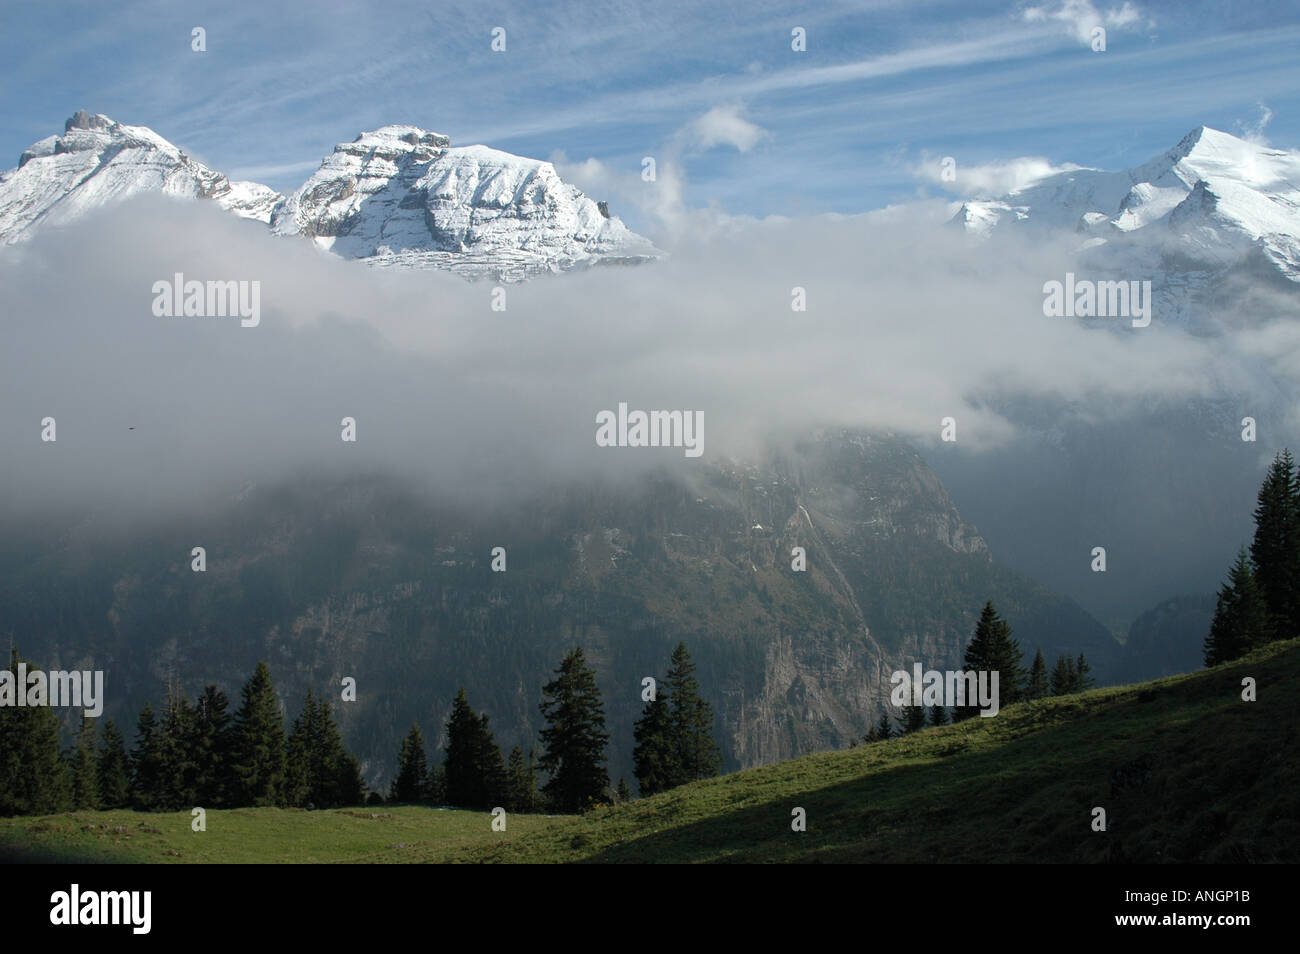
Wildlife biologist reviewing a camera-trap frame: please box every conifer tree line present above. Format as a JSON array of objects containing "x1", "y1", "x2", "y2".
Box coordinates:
[
  {"x1": 0, "y1": 655, "x2": 364, "y2": 816},
  {"x1": 1203, "y1": 449, "x2": 1300, "y2": 666},
  {"x1": 1, "y1": 643, "x2": 724, "y2": 817},
  {"x1": 390, "y1": 643, "x2": 726, "y2": 811},
  {"x1": 389, "y1": 687, "x2": 539, "y2": 813},
  {"x1": 862, "y1": 601, "x2": 1093, "y2": 741}
]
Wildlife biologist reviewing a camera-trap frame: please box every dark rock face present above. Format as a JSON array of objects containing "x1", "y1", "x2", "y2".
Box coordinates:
[
  {"x1": 0, "y1": 431, "x2": 1117, "y2": 789},
  {"x1": 66, "y1": 109, "x2": 112, "y2": 132}
]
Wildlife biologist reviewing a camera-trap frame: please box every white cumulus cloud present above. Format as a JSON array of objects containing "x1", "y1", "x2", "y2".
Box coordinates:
[{"x1": 683, "y1": 104, "x2": 768, "y2": 153}]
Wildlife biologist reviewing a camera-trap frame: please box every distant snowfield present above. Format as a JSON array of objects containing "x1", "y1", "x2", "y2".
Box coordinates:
[
  {"x1": 951, "y1": 126, "x2": 1300, "y2": 287},
  {"x1": 4, "y1": 112, "x2": 1299, "y2": 303}
]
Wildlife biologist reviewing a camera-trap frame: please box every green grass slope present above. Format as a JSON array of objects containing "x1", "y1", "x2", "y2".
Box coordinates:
[
  {"x1": 4, "y1": 640, "x2": 1295, "y2": 864},
  {"x1": 458, "y1": 638, "x2": 1297, "y2": 863},
  {"x1": 0, "y1": 806, "x2": 565, "y2": 864}
]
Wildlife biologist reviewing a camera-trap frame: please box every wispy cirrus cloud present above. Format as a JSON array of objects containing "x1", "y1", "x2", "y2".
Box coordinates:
[{"x1": 1, "y1": 0, "x2": 1297, "y2": 229}]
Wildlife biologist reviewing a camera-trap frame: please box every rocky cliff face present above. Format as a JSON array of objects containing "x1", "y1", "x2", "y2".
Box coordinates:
[{"x1": 1, "y1": 430, "x2": 1115, "y2": 789}]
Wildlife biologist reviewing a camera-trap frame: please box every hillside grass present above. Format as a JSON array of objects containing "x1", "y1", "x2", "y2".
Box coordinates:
[
  {"x1": 0, "y1": 805, "x2": 566, "y2": 864},
  {"x1": 4, "y1": 639, "x2": 1295, "y2": 864}
]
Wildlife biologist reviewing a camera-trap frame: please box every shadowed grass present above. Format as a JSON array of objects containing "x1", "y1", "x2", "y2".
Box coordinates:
[{"x1": 457, "y1": 639, "x2": 1298, "y2": 863}]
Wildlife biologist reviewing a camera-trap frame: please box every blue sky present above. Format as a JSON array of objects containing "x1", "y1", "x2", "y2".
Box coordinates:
[{"x1": 2, "y1": 0, "x2": 1298, "y2": 231}]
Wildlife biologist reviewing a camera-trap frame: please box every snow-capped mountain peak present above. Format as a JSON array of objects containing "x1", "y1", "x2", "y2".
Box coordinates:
[
  {"x1": 271, "y1": 124, "x2": 660, "y2": 279},
  {"x1": 0, "y1": 112, "x2": 660, "y2": 280},
  {"x1": 0, "y1": 110, "x2": 281, "y2": 244},
  {"x1": 950, "y1": 127, "x2": 1300, "y2": 282}
]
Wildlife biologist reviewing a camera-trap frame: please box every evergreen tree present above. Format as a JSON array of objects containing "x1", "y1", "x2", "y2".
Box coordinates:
[
  {"x1": 505, "y1": 744, "x2": 527, "y2": 811},
  {"x1": 158, "y1": 688, "x2": 198, "y2": 809},
  {"x1": 616, "y1": 777, "x2": 632, "y2": 803},
  {"x1": 284, "y1": 691, "x2": 354, "y2": 809},
  {"x1": 664, "y1": 643, "x2": 722, "y2": 784},
  {"x1": 320, "y1": 695, "x2": 366, "y2": 809},
  {"x1": 863, "y1": 723, "x2": 880, "y2": 743},
  {"x1": 957, "y1": 602, "x2": 1024, "y2": 718},
  {"x1": 538, "y1": 648, "x2": 610, "y2": 813},
  {"x1": 424, "y1": 762, "x2": 446, "y2": 804},
  {"x1": 285, "y1": 690, "x2": 316, "y2": 807},
  {"x1": 1250, "y1": 450, "x2": 1300, "y2": 641},
  {"x1": 230, "y1": 661, "x2": 286, "y2": 807},
  {"x1": 1204, "y1": 548, "x2": 1270, "y2": 666},
  {"x1": 902, "y1": 704, "x2": 927, "y2": 734},
  {"x1": 70, "y1": 716, "x2": 100, "y2": 810},
  {"x1": 444, "y1": 688, "x2": 497, "y2": 808},
  {"x1": 0, "y1": 654, "x2": 72, "y2": 816},
  {"x1": 1074, "y1": 653, "x2": 1094, "y2": 691},
  {"x1": 192, "y1": 685, "x2": 233, "y2": 807},
  {"x1": 130, "y1": 701, "x2": 167, "y2": 811},
  {"x1": 1049, "y1": 655, "x2": 1076, "y2": 696},
  {"x1": 632, "y1": 689, "x2": 678, "y2": 796},
  {"x1": 336, "y1": 750, "x2": 366, "y2": 807},
  {"x1": 313, "y1": 696, "x2": 356, "y2": 807},
  {"x1": 525, "y1": 748, "x2": 541, "y2": 809},
  {"x1": 1026, "y1": 648, "x2": 1049, "y2": 700},
  {"x1": 928, "y1": 704, "x2": 950, "y2": 727},
  {"x1": 390, "y1": 722, "x2": 429, "y2": 803},
  {"x1": 982, "y1": 603, "x2": 1025, "y2": 702},
  {"x1": 505, "y1": 744, "x2": 539, "y2": 813},
  {"x1": 96, "y1": 719, "x2": 130, "y2": 810},
  {"x1": 473, "y1": 713, "x2": 508, "y2": 809},
  {"x1": 876, "y1": 711, "x2": 894, "y2": 740},
  {"x1": 956, "y1": 603, "x2": 997, "y2": 720}
]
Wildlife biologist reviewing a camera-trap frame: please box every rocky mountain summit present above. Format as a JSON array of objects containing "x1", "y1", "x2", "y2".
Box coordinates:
[
  {"x1": 0, "y1": 110, "x2": 280, "y2": 241},
  {"x1": 271, "y1": 125, "x2": 659, "y2": 279},
  {"x1": 951, "y1": 127, "x2": 1300, "y2": 329},
  {"x1": 0, "y1": 111, "x2": 659, "y2": 280}
]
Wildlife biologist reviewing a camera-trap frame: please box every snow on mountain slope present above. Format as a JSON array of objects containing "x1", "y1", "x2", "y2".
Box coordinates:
[
  {"x1": 271, "y1": 125, "x2": 660, "y2": 280},
  {"x1": 0, "y1": 110, "x2": 280, "y2": 244},
  {"x1": 0, "y1": 112, "x2": 659, "y2": 281},
  {"x1": 951, "y1": 127, "x2": 1300, "y2": 284}
]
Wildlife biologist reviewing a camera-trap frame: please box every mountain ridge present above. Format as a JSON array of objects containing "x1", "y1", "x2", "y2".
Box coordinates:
[
  {"x1": 950, "y1": 125, "x2": 1300, "y2": 287},
  {"x1": 0, "y1": 429, "x2": 1120, "y2": 788},
  {"x1": 0, "y1": 110, "x2": 659, "y2": 280}
]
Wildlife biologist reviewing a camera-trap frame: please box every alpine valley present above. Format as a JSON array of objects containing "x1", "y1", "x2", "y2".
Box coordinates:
[{"x1": 1, "y1": 113, "x2": 1298, "y2": 791}]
